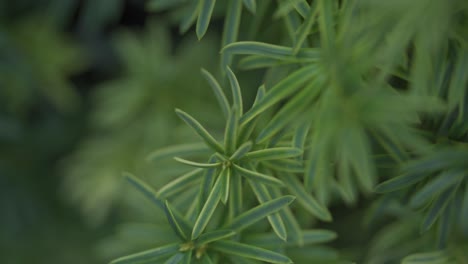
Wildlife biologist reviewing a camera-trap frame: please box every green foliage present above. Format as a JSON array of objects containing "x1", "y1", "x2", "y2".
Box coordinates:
[
  {"x1": 62, "y1": 23, "x2": 220, "y2": 225},
  {"x1": 102, "y1": 0, "x2": 468, "y2": 263},
  {"x1": 0, "y1": 17, "x2": 86, "y2": 114},
  {"x1": 3, "y1": 0, "x2": 465, "y2": 263}
]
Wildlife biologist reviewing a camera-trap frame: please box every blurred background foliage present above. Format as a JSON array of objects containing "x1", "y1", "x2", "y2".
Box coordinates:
[{"x1": 0, "y1": 0, "x2": 467, "y2": 263}]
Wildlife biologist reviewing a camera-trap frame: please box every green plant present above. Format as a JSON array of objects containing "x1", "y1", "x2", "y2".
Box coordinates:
[{"x1": 102, "y1": 0, "x2": 467, "y2": 263}]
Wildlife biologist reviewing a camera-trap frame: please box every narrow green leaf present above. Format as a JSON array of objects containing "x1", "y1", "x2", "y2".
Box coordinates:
[
  {"x1": 110, "y1": 243, "x2": 179, "y2": 264},
  {"x1": 410, "y1": 170, "x2": 463, "y2": 209},
  {"x1": 292, "y1": 0, "x2": 310, "y2": 18},
  {"x1": 220, "y1": 167, "x2": 231, "y2": 204},
  {"x1": 200, "y1": 254, "x2": 214, "y2": 264},
  {"x1": 448, "y1": 49, "x2": 468, "y2": 120},
  {"x1": 337, "y1": 156, "x2": 357, "y2": 205},
  {"x1": 240, "y1": 65, "x2": 317, "y2": 125},
  {"x1": 249, "y1": 180, "x2": 287, "y2": 241},
  {"x1": 146, "y1": 143, "x2": 209, "y2": 162},
  {"x1": 230, "y1": 141, "x2": 253, "y2": 160},
  {"x1": 146, "y1": 0, "x2": 187, "y2": 11},
  {"x1": 370, "y1": 130, "x2": 409, "y2": 163},
  {"x1": 229, "y1": 171, "x2": 243, "y2": 219},
  {"x1": 158, "y1": 169, "x2": 203, "y2": 198},
  {"x1": 437, "y1": 204, "x2": 451, "y2": 248},
  {"x1": 211, "y1": 240, "x2": 293, "y2": 264},
  {"x1": 196, "y1": 0, "x2": 216, "y2": 39},
  {"x1": 293, "y1": 123, "x2": 310, "y2": 153},
  {"x1": 225, "y1": 106, "x2": 239, "y2": 155},
  {"x1": 302, "y1": 229, "x2": 337, "y2": 244},
  {"x1": 269, "y1": 186, "x2": 304, "y2": 245},
  {"x1": 228, "y1": 256, "x2": 260, "y2": 264},
  {"x1": 401, "y1": 251, "x2": 449, "y2": 264},
  {"x1": 274, "y1": 0, "x2": 304, "y2": 18},
  {"x1": 175, "y1": 109, "x2": 224, "y2": 153},
  {"x1": 244, "y1": 229, "x2": 335, "y2": 247},
  {"x1": 226, "y1": 66, "x2": 243, "y2": 117},
  {"x1": 374, "y1": 172, "x2": 432, "y2": 193},
  {"x1": 279, "y1": 174, "x2": 332, "y2": 221},
  {"x1": 164, "y1": 253, "x2": 185, "y2": 264},
  {"x1": 238, "y1": 55, "x2": 283, "y2": 70},
  {"x1": 293, "y1": 2, "x2": 317, "y2": 54},
  {"x1": 180, "y1": 0, "x2": 199, "y2": 34},
  {"x1": 346, "y1": 125, "x2": 376, "y2": 192},
  {"x1": 197, "y1": 156, "x2": 219, "y2": 214},
  {"x1": 181, "y1": 250, "x2": 192, "y2": 264},
  {"x1": 229, "y1": 195, "x2": 295, "y2": 231},
  {"x1": 263, "y1": 159, "x2": 304, "y2": 173},
  {"x1": 192, "y1": 174, "x2": 223, "y2": 239},
  {"x1": 421, "y1": 188, "x2": 454, "y2": 233},
  {"x1": 244, "y1": 147, "x2": 302, "y2": 161},
  {"x1": 233, "y1": 164, "x2": 285, "y2": 187},
  {"x1": 196, "y1": 229, "x2": 236, "y2": 245},
  {"x1": 221, "y1": 0, "x2": 242, "y2": 68},
  {"x1": 283, "y1": 7, "x2": 302, "y2": 44},
  {"x1": 318, "y1": 0, "x2": 335, "y2": 50},
  {"x1": 201, "y1": 68, "x2": 230, "y2": 119},
  {"x1": 123, "y1": 172, "x2": 164, "y2": 210},
  {"x1": 253, "y1": 84, "x2": 266, "y2": 105},
  {"x1": 242, "y1": 0, "x2": 256, "y2": 13},
  {"x1": 285, "y1": 246, "x2": 338, "y2": 262},
  {"x1": 163, "y1": 201, "x2": 191, "y2": 241},
  {"x1": 145, "y1": 0, "x2": 186, "y2": 11},
  {"x1": 238, "y1": 85, "x2": 266, "y2": 143},
  {"x1": 186, "y1": 195, "x2": 200, "y2": 223},
  {"x1": 222, "y1": 41, "x2": 320, "y2": 62},
  {"x1": 174, "y1": 157, "x2": 222, "y2": 168}
]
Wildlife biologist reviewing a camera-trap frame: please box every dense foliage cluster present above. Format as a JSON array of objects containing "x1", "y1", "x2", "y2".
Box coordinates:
[
  {"x1": 1, "y1": 0, "x2": 467, "y2": 263},
  {"x1": 106, "y1": 0, "x2": 468, "y2": 263}
]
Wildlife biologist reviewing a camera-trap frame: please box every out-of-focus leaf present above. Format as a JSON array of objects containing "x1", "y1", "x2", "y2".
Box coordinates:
[
  {"x1": 401, "y1": 250, "x2": 450, "y2": 264},
  {"x1": 421, "y1": 187, "x2": 456, "y2": 233},
  {"x1": 410, "y1": 170, "x2": 464, "y2": 208},
  {"x1": 197, "y1": 0, "x2": 217, "y2": 39},
  {"x1": 147, "y1": 0, "x2": 187, "y2": 11},
  {"x1": 180, "y1": 0, "x2": 199, "y2": 34},
  {"x1": 242, "y1": 0, "x2": 256, "y2": 14},
  {"x1": 293, "y1": 2, "x2": 317, "y2": 54}
]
